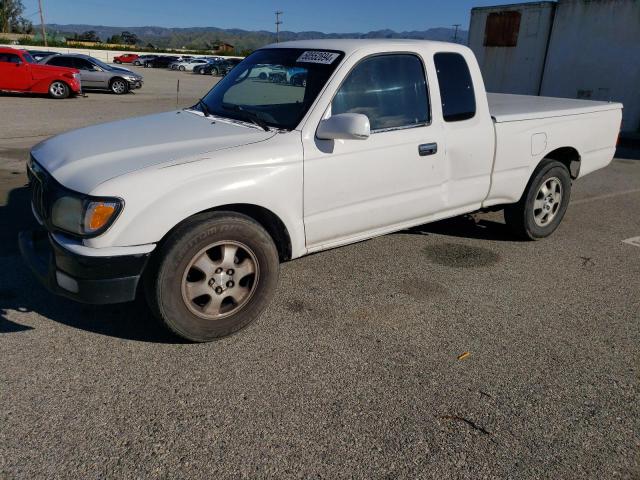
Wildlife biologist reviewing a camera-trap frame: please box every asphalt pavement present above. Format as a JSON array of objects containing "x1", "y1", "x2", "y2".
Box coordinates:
[{"x1": 0, "y1": 66, "x2": 638, "y2": 479}]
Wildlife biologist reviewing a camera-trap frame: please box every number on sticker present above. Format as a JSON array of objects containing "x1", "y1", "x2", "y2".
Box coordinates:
[{"x1": 297, "y1": 51, "x2": 340, "y2": 65}]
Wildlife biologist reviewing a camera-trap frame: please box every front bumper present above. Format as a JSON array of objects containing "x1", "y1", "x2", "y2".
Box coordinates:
[
  {"x1": 19, "y1": 229, "x2": 150, "y2": 304},
  {"x1": 127, "y1": 79, "x2": 143, "y2": 89}
]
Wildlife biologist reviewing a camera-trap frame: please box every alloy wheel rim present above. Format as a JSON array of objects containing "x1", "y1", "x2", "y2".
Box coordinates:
[
  {"x1": 50, "y1": 82, "x2": 65, "y2": 97},
  {"x1": 112, "y1": 81, "x2": 126, "y2": 93},
  {"x1": 533, "y1": 177, "x2": 563, "y2": 227},
  {"x1": 181, "y1": 241, "x2": 259, "y2": 320}
]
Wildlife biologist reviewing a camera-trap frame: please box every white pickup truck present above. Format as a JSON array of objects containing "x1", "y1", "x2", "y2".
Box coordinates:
[{"x1": 20, "y1": 40, "x2": 623, "y2": 342}]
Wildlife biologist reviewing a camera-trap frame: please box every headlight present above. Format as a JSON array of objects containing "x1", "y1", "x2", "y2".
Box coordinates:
[{"x1": 51, "y1": 195, "x2": 122, "y2": 236}]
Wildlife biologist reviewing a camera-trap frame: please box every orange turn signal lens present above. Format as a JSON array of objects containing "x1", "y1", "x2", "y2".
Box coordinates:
[{"x1": 84, "y1": 201, "x2": 119, "y2": 232}]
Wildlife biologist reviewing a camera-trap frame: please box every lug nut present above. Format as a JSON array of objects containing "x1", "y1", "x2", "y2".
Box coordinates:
[
  {"x1": 215, "y1": 268, "x2": 223, "y2": 274},
  {"x1": 215, "y1": 287, "x2": 223, "y2": 295},
  {"x1": 208, "y1": 279, "x2": 215, "y2": 287},
  {"x1": 227, "y1": 269, "x2": 234, "y2": 275},
  {"x1": 226, "y1": 281, "x2": 234, "y2": 288}
]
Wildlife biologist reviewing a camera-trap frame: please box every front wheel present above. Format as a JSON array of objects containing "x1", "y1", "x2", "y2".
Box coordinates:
[
  {"x1": 145, "y1": 212, "x2": 280, "y2": 342},
  {"x1": 179, "y1": 65, "x2": 185, "y2": 71},
  {"x1": 110, "y1": 78, "x2": 129, "y2": 95},
  {"x1": 504, "y1": 160, "x2": 572, "y2": 240},
  {"x1": 48, "y1": 81, "x2": 70, "y2": 99}
]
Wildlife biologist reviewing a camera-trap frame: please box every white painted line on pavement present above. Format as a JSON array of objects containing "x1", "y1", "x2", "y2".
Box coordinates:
[{"x1": 622, "y1": 237, "x2": 640, "y2": 248}]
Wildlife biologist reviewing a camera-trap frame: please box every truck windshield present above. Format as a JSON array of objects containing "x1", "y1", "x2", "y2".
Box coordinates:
[{"x1": 201, "y1": 48, "x2": 344, "y2": 131}]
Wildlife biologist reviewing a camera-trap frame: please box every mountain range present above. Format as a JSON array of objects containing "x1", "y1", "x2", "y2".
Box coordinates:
[{"x1": 41, "y1": 24, "x2": 469, "y2": 51}]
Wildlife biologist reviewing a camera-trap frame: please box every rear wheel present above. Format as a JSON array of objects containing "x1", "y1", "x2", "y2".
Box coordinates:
[
  {"x1": 48, "y1": 81, "x2": 69, "y2": 99},
  {"x1": 504, "y1": 160, "x2": 571, "y2": 240},
  {"x1": 114, "y1": 60, "x2": 121, "y2": 64},
  {"x1": 145, "y1": 212, "x2": 280, "y2": 342},
  {"x1": 110, "y1": 78, "x2": 129, "y2": 95},
  {"x1": 179, "y1": 65, "x2": 186, "y2": 71}
]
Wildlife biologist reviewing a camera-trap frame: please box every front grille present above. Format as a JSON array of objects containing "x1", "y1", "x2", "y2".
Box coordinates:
[{"x1": 28, "y1": 158, "x2": 51, "y2": 221}]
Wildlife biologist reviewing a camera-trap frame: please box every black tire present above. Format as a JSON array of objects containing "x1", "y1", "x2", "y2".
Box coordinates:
[
  {"x1": 145, "y1": 212, "x2": 280, "y2": 342},
  {"x1": 114, "y1": 60, "x2": 121, "y2": 64},
  {"x1": 133, "y1": 61, "x2": 140, "y2": 66},
  {"x1": 48, "y1": 80, "x2": 70, "y2": 99},
  {"x1": 211, "y1": 67, "x2": 219, "y2": 76},
  {"x1": 504, "y1": 159, "x2": 571, "y2": 240},
  {"x1": 258, "y1": 72, "x2": 267, "y2": 80},
  {"x1": 110, "y1": 77, "x2": 129, "y2": 95},
  {"x1": 179, "y1": 65, "x2": 186, "y2": 71}
]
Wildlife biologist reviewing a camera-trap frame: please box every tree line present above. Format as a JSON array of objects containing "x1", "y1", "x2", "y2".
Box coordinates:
[
  {"x1": 71, "y1": 30, "x2": 140, "y2": 45},
  {"x1": 0, "y1": 0, "x2": 33, "y2": 34}
]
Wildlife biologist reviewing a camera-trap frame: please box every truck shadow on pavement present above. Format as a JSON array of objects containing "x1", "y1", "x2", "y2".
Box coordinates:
[
  {"x1": 0, "y1": 180, "x2": 181, "y2": 343},
  {"x1": 402, "y1": 214, "x2": 519, "y2": 242}
]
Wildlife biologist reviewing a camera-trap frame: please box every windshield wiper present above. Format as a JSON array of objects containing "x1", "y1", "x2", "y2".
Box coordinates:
[
  {"x1": 221, "y1": 103, "x2": 271, "y2": 131},
  {"x1": 196, "y1": 98, "x2": 212, "y2": 117}
]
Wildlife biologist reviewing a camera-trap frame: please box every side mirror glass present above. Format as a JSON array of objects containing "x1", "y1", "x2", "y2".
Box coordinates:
[{"x1": 317, "y1": 113, "x2": 371, "y2": 141}]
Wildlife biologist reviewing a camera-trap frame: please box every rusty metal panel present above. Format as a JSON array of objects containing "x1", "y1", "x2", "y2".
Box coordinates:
[{"x1": 484, "y1": 11, "x2": 522, "y2": 47}]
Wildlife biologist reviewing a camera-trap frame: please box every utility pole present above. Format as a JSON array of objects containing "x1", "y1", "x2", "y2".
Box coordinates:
[
  {"x1": 38, "y1": 0, "x2": 47, "y2": 46},
  {"x1": 275, "y1": 11, "x2": 283, "y2": 43},
  {"x1": 452, "y1": 24, "x2": 461, "y2": 43}
]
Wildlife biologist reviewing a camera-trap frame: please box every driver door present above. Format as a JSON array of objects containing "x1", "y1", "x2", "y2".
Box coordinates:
[
  {"x1": 302, "y1": 53, "x2": 447, "y2": 249},
  {"x1": 73, "y1": 58, "x2": 105, "y2": 88},
  {"x1": 0, "y1": 53, "x2": 30, "y2": 90}
]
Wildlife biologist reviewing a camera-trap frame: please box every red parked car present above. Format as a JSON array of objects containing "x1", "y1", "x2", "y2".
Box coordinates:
[
  {"x1": 0, "y1": 47, "x2": 81, "y2": 99},
  {"x1": 113, "y1": 53, "x2": 139, "y2": 64}
]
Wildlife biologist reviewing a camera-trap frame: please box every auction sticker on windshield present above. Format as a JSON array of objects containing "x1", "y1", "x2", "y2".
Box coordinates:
[{"x1": 297, "y1": 51, "x2": 340, "y2": 64}]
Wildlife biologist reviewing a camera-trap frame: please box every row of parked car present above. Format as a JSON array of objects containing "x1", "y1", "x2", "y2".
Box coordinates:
[
  {"x1": 0, "y1": 47, "x2": 143, "y2": 99},
  {"x1": 112, "y1": 53, "x2": 243, "y2": 76}
]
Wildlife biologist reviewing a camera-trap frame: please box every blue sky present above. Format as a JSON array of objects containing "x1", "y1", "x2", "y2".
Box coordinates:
[{"x1": 22, "y1": 0, "x2": 521, "y2": 32}]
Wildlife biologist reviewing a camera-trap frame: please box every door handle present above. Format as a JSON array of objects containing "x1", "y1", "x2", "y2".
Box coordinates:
[{"x1": 419, "y1": 143, "x2": 438, "y2": 156}]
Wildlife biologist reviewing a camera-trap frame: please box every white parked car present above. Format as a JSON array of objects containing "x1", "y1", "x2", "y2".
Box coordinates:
[
  {"x1": 21, "y1": 40, "x2": 623, "y2": 342},
  {"x1": 172, "y1": 58, "x2": 209, "y2": 71}
]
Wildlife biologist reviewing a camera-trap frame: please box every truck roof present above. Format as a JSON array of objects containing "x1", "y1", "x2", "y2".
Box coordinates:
[{"x1": 264, "y1": 39, "x2": 468, "y2": 56}]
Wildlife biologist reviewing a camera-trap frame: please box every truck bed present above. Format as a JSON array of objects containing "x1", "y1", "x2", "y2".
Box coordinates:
[{"x1": 488, "y1": 93, "x2": 622, "y2": 123}]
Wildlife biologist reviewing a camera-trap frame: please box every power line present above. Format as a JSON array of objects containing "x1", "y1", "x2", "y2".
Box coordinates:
[
  {"x1": 275, "y1": 11, "x2": 283, "y2": 43},
  {"x1": 452, "y1": 24, "x2": 461, "y2": 42},
  {"x1": 38, "y1": 0, "x2": 47, "y2": 46}
]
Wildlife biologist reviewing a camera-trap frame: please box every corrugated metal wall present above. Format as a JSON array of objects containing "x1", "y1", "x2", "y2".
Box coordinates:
[
  {"x1": 469, "y1": 0, "x2": 640, "y2": 132},
  {"x1": 540, "y1": 0, "x2": 640, "y2": 132},
  {"x1": 469, "y1": 2, "x2": 556, "y2": 95}
]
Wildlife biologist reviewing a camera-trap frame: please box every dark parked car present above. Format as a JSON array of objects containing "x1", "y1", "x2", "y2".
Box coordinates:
[
  {"x1": 195, "y1": 58, "x2": 243, "y2": 76},
  {"x1": 290, "y1": 71, "x2": 307, "y2": 87},
  {"x1": 28, "y1": 50, "x2": 59, "y2": 62},
  {"x1": 220, "y1": 58, "x2": 243, "y2": 76},
  {"x1": 133, "y1": 55, "x2": 156, "y2": 66},
  {"x1": 144, "y1": 56, "x2": 179, "y2": 68}
]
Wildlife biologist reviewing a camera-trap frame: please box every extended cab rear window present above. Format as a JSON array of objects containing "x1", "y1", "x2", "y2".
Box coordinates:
[{"x1": 434, "y1": 53, "x2": 476, "y2": 122}]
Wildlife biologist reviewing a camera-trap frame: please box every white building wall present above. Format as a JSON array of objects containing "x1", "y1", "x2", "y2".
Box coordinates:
[
  {"x1": 540, "y1": 0, "x2": 640, "y2": 132},
  {"x1": 469, "y1": 2, "x2": 556, "y2": 95}
]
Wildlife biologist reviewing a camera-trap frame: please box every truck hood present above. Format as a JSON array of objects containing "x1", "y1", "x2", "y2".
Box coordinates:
[{"x1": 31, "y1": 110, "x2": 276, "y2": 193}]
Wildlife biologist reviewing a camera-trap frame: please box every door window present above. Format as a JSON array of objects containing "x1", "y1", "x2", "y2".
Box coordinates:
[
  {"x1": 73, "y1": 58, "x2": 98, "y2": 71},
  {"x1": 331, "y1": 54, "x2": 430, "y2": 131},
  {"x1": 0, "y1": 53, "x2": 21, "y2": 64},
  {"x1": 47, "y1": 56, "x2": 74, "y2": 68}
]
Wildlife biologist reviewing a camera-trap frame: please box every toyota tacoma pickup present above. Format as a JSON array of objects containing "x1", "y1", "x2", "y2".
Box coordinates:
[{"x1": 19, "y1": 40, "x2": 623, "y2": 342}]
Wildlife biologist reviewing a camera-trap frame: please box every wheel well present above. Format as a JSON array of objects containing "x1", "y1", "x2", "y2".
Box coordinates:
[
  {"x1": 159, "y1": 204, "x2": 292, "y2": 262},
  {"x1": 543, "y1": 147, "x2": 581, "y2": 179}
]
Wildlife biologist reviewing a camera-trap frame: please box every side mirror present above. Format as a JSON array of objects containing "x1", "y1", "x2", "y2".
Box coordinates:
[{"x1": 317, "y1": 113, "x2": 371, "y2": 141}]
